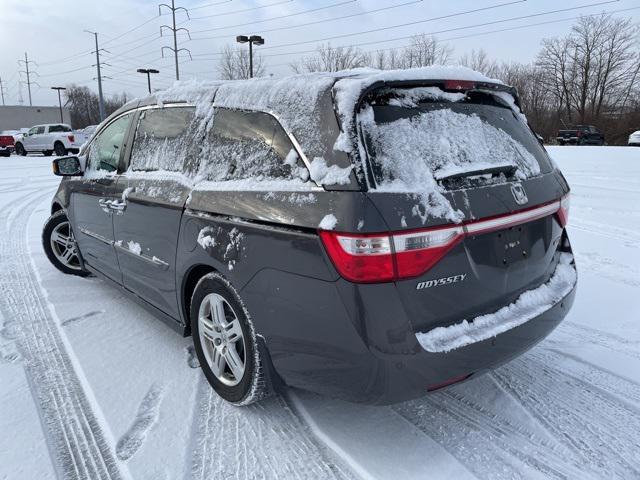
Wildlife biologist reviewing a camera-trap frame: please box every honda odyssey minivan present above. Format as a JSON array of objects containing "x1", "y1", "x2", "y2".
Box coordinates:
[{"x1": 43, "y1": 67, "x2": 577, "y2": 405}]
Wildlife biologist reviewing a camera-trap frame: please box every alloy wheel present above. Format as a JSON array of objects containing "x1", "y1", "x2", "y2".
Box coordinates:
[
  {"x1": 198, "y1": 293, "x2": 246, "y2": 386},
  {"x1": 49, "y1": 221, "x2": 82, "y2": 270}
]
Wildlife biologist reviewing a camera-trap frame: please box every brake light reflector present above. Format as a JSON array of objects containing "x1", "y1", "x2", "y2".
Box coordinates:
[
  {"x1": 393, "y1": 226, "x2": 464, "y2": 278},
  {"x1": 557, "y1": 194, "x2": 570, "y2": 228},
  {"x1": 68, "y1": 135, "x2": 75, "y2": 142}
]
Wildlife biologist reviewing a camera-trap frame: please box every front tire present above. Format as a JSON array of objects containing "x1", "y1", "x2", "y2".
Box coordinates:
[
  {"x1": 190, "y1": 273, "x2": 271, "y2": 405},
  {"x1": 54, "y1": 142, "x2": 67, "y2": 156},
  {"x1": 42, "y1": 211, "x2": 90, "y2": 276},
  {"x1": 15, "y1": 143, "x2": 26, "y2": 156}
]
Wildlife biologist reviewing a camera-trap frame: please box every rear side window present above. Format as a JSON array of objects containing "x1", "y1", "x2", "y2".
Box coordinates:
[
  {"x1": 49, "y1": 125, "x2": 71, "y2": 133},
  {"x1": 129, "y1": 106, "x2": 196, "y2": 172},
  {"x1": 36, "y1": 126, "x2": 45, "y2": 134},
  {"x1": 199, "y1": 109, "x2": 308, "y2": 182}
]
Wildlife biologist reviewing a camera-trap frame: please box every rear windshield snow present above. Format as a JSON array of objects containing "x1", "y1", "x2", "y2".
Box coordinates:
[{"x1": 361, "y1": 92, "x2": 551, "y2": 190}]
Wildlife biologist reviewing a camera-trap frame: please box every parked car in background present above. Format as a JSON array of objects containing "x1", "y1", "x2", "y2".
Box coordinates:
[
  {"x1": 14, "y1": 124, "x2": 79, "y2": 156},
  {"x1": 43, "y1": 69, "x2": 576, "y2": 406},
  {"x1": 73, "y1": 125, "x2": 98, "y2": 148},
  {"x1": 629, "y1": 130, "x2": 640, "y2": 146},
  {"x1": 0, "y1": 131, "x2": 17, "y2": 156},
  {"x1": 556, "y1": 125, "x2": 605, "y2": 145}
]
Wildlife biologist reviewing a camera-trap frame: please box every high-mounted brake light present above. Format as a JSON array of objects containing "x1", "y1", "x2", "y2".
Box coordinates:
[
  {"x1": 320, "y1": 199, "x2": 569, "y2": 284},
  {"x1": 444, "y1": 80, "x2": 476, "y2": 91}
]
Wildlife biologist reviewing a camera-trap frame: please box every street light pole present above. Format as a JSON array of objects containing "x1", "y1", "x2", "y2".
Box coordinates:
[
  {"x1": 137, "y1": 68, "x2": 160, "y2": 94},
  {"x1": 236, "y1": 35, "x2": 264, "y2": 78},
  {"x1": 51, "y1": 86, "x2": 66, "y2": 122}
]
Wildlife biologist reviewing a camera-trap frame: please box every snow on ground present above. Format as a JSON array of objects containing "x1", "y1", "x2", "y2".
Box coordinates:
[{"x1": 0, "y1": 146, "x2": 639, "y2": 479}]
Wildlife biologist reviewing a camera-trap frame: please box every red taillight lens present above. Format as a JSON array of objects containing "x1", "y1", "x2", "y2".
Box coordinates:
[
  {"x1": 557, "y1": 194, "x2": 570, "y2": 228},
  {"x1": 68, "y1": 135, "x2": 75, "y2": 142},
  {"x1": 318, "y1": 231, "x2": 394, "y2": 283}
]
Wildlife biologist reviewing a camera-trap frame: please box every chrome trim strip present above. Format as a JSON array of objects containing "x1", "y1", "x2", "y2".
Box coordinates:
[
  {"x1": 113, "y1": 242, "x2": 169, "y2": 269},
  {"x1": 80, "y1": 228, "x2": 113, "y2": 245},
  {"x1": 464, "y1": 201, "x2": 560, "y2": 235}
]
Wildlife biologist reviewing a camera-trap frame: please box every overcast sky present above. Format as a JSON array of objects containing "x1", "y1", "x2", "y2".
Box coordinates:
[{"x1": 1, "y1": 0, "x2": 639, "y2": 107}]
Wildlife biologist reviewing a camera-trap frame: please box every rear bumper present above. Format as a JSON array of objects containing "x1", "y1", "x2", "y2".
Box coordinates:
[{"x1": 243, "y1": 249, "x2": 577, "y2": 405}]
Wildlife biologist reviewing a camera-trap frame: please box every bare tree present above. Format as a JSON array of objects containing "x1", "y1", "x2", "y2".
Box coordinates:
[
  {"x1": 218, "y1": 44, "x2": 265, "y2": 80},
  {"x1": 64, "y1": 85, "x2": 128, "y2": 128},
  {"x1": 290, "y1": 44, "x2": 370, "y2": 73},
  {"x1": 459, "y1": 49, "x2": 499, "y2": 77},
  {"x1": 399, "y1": 34, "x2": 453, "y2": 68}
]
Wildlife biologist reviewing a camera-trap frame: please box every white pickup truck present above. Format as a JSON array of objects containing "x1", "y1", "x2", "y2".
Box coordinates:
[{"x1": 14, "y1": 124, "x2": 80, "y2": 157}]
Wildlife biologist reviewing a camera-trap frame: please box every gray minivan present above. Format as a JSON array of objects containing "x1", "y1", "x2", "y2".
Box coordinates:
[{"x1": 43, "y1": 68, "x2": 576, "y2": 405}]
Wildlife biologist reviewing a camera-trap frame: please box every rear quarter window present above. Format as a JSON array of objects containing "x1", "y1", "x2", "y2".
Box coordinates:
[{"x1": 198, "y1": 109, "x2": 309, "y2": 183}]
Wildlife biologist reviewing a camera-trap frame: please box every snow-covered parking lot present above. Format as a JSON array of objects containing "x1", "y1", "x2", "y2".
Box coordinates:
[{"x1": 1, "y1": 146, "x2": 639, "y2": 480}]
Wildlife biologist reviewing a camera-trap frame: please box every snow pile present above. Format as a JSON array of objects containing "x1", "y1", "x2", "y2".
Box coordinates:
[
  {"x1": 154, "y1": 78, "x2": 221, "y2": 119},
  {"x1": 416, "y1": 253, "x2": 577, "y2": 353},
  {"x1": 197, "y1": 227, "x2": 216, "y2": 249},
  {"x1": 333, "y1": 65, "x2": 503, "y2": 152},
  {"x1": 319, "y1": 214, "x2": 338, "y2": 230},
  {"x1": 127, "y1": 241, "x2": 142, "y2": 255},
  {"x1": 308, "y1": 157, "x2": 352, "y2": 186},
  {"x1": 386, "y1": 86, "x2": 466, "y2": 107}
]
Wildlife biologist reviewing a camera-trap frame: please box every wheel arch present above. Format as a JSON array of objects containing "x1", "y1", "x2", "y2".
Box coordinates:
[
  {"x1": 180, "y1": 263, "x2": 220, "y2": 336},
  {"x1": 51, "y1": 202, "x2": 64, "y2": 215}
]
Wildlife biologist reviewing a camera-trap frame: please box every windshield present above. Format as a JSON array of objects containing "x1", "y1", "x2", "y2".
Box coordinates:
[{"x1": 361, "y1": 89, "x2": 553, "y2": 190}]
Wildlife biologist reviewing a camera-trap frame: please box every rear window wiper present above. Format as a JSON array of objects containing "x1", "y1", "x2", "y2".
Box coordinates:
[{"x1": 436, "y1": 164, "x2": 518, "y2": 182}]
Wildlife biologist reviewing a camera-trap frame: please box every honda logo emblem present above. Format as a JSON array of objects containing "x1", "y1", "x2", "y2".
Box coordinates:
[{"x1": 511, "y1": 184, "x2": 528, "y2": 205}]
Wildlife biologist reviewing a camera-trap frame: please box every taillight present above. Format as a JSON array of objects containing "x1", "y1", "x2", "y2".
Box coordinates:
[
  {"x1": 68, "y1": 135, "x2": 75, "y2": 142},
  {"x1": 393, "y1": 226, "x2": 464, "y2": 278},
  {"x1": 320, "y1": 197, "x2": 569, "y2": 284},
  {"x1": 557, "y1": 193, "x2": 570, "y2": 228},
  {"x1": 318, "y1": 231, "x2": 394, "y2": 283}
]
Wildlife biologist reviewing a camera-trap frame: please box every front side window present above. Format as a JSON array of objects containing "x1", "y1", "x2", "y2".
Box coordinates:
[
  {"x1": 87, "y1": 114, "x2": 132, "y2": 173},
  {"x1": 199, "y1": 109, "x2": 308, "y2": 182},
  {"x1": 129, "y1": 106, "x2": 196, "y2": 172},
  {"x1": 28, "y1": 127, "x2": 38, "y2": 136}
]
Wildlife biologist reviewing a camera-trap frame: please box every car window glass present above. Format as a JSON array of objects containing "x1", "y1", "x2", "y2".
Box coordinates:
[
  {"x1": 199, "y1": 109, "x2": 308, "y2": 182},
  {"x1": 36, "y1": 126, "x2": 45, "y2": 134},
  {"x1": 28, "y1": 127, "x2": 38, "y2": 136},
  {"x1": 49, "y1": 125, "x2": 71, "y2": 133},
  {"x1": 86, "y1": 114, "x2": 132, "y2": 173},
  {"x1": 129, "y1": 107, "x2": 196, "y2": 172}
]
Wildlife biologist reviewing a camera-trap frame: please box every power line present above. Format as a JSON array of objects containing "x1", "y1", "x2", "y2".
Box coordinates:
[
  {"x1": 188, "y1": 0, "x2": 234, "y2": 12},
  {"x1": 190, "y1": 0, "x2": 423, "y2": 40},
  {"x1": 18, "y1": 52, "x2": 37, "y2": 106},
  {"x1": 159, "y1": 0, "x2": 192, "y2": 80},
  {"x1": 257, "y1": 0, "x2": 617, "y2": 52},
  {"x1": 188, "y1": 0, "x2": 295, "y2": 21}
]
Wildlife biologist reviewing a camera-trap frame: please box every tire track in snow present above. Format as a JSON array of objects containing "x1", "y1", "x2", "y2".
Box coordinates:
[
  {"x1": 116, "y1": 384, "x2": 164, "y2": 461},
  {"x1": 0, "y1": 187, "x2": 127, "y2": 480},
  {"x1": 494, "y1": 352, "x2": 640, "y2": 479},
  {"x1": 554, "y1": 322, "x2": 640, "y2": 361},
  {"x1": 188, "y1": 378, "x2": 355, "y2": 480}
]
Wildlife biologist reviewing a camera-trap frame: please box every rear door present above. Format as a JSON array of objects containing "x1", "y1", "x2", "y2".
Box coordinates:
[
  {"x1": 358, "y1": 88, "x2": 566, "y2": 333},
  {"x1": 71, "y1": 113, "x2": 134, "y2": 282},
  {"x1": 112, "y1": 105, "x2": 196, "y2": 319}
]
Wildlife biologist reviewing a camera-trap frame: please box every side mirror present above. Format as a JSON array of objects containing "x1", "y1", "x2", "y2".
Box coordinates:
[{"x1": 52, "y1": 156, "x2": 83, "y2": 177}]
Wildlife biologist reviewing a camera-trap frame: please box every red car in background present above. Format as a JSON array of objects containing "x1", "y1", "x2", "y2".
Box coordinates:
[{"x1": 0, "y1": 132, "x2": 15, "y2": 157}]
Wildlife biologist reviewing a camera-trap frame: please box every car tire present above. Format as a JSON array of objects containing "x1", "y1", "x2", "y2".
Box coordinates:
[
  {"x1": 15, "y1": 143, "x2": 26, "y2": 156},
  {"x1": 44, "y1": 150, "x2": 53, "y2": 156},
  {"x1": 190, "y1": 273, "x2": 271, "y2": 406},
  {"x1": 54, "y1": 142, "x2": 67, "y2": 156},
  {"x1": 42, "y1": 211, "x2": 90, "y2": 277}
]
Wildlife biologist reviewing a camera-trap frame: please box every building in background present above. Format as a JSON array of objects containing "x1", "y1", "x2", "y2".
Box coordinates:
[{"x1": 0, "y1": 106, "x2": 72, "y2": 131}]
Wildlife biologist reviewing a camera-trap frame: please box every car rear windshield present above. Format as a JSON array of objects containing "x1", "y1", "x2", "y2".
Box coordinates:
[{"x1": 360, "y1": 88, "x2": 553, "y2": 190}]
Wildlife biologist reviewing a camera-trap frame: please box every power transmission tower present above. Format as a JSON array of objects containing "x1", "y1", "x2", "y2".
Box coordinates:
[
  {"x1": 0, "y1": 77, "x2": 6, "y2": 105},
  {"x1": 18, "y1": 52, "x2": 38, "y2": 106},
  {"x1": 85, "y1": 30, "x2": 107, "y2": 121},
  {"x1": 159, "y1": 0, "x2": 192, "y2": 80}
]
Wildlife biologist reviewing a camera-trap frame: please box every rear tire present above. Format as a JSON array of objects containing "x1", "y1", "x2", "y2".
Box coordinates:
[
  {"x1": 190, "y1": 273, "x2": 271, "y2": 405},
  {"x1": 54, "y1": 142, "x2": 67, "y2": 156},
  {"x1": 15, "y1": 143, "x2": 26, "y2": 156},
  {"x1": 42, "y1": 211, "x2": 90, "y2": 277}
]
